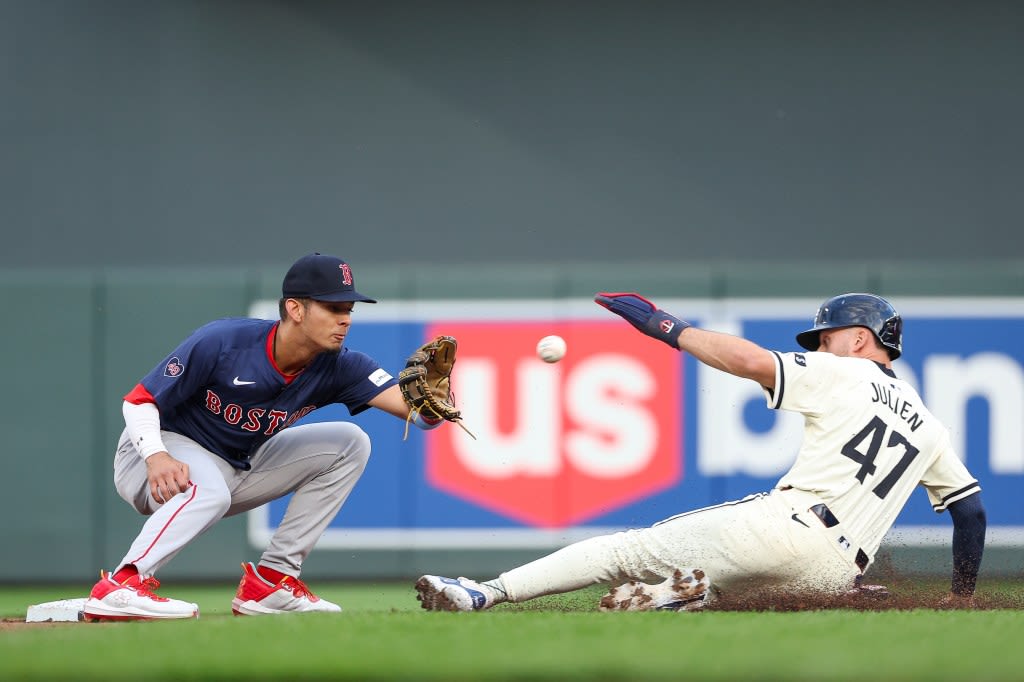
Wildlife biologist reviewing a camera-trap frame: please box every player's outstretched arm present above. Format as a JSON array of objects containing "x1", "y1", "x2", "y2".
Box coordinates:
[
  {"x1": 368, "y1": 384, "x2": 417, "y2": 420},
  {"x1": 595, "y1": 292, "x2": 776, "y2": 388}
]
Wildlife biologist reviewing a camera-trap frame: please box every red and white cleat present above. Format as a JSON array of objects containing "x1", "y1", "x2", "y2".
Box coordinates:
[
  {"x1": 83, "y1": 571, "x2": 199, "y2": 621},
  {"x1": 231, "y1": 562, "x2": 342, "y2": 615}
]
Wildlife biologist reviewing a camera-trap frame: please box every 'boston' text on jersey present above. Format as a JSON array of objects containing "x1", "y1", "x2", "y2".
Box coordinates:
[{"x1": 205, "y1": 389, "x2": 315, "y2": 435}]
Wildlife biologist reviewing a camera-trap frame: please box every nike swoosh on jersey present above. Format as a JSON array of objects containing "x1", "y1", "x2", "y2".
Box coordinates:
[
  {"x1": 791, "y1": 513, "x2": 810, "y2": 528},
  {"x1": 232, "y1": 377, "x2": 256, "y2": 386}
]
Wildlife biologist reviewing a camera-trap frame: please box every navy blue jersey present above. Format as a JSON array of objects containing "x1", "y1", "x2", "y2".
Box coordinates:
[{"x1": 134, "y1": 318, "x2": 397, "y2": 469}]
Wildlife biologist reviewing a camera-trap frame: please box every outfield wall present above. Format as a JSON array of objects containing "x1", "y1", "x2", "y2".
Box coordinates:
[{"x1": 2, "y1": 261, "x2": 1022, "y2": 584}]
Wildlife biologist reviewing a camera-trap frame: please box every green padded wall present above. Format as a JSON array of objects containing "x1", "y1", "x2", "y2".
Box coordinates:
[{"x1": 2, "y1": 262, "x2": 1022, "y2": 583}]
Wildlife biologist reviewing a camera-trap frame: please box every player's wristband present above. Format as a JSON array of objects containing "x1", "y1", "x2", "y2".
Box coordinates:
[
  {"x1": 644, "y1": 310, "x2": 690, "y2": 349},
  {"x1": 412, "y1": 412, "x2": 443, "y2": 431}
]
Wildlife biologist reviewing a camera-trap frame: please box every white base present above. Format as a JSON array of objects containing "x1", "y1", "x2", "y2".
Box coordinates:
[{"x1": 26, "y1": 598, "x2": 87, "y2": 623}]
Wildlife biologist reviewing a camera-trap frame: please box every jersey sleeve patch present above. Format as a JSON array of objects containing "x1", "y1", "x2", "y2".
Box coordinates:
[
  {"x1": 369, "y1": 368, "x2": 393, "y2": 386},
  {"x1": 163, "y1": 356, "x2": 186, "y2": 378}
]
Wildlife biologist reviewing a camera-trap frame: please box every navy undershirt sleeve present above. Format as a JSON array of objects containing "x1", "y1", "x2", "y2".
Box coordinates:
[{"x1": 947, "y1": 493, "x2": 986, "y2": 596}]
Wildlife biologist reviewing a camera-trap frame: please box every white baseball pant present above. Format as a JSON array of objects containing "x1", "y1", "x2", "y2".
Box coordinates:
[{"x1": 499, "y1": 487, "x2": 867, "y2": 602}]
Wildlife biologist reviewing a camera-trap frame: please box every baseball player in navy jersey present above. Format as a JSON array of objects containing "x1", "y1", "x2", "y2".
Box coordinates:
[
  {"x1": 416, "y1": 292, "x2": 987, "y2": 612},
  {"x1": 83, "y1": 253, "x2": 447, "y2": 621}
]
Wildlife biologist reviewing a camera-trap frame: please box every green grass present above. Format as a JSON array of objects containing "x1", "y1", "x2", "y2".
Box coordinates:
[{"x1": 2, "y1": 581, "x2": 1023, "y2": 681}]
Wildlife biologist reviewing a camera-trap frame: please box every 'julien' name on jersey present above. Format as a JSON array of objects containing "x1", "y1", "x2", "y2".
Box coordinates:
[{"x1": 870, "y1": 382, "x2": 924, "y2": 432}]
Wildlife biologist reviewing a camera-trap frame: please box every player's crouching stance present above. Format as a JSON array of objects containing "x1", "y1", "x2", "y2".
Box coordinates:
[
  {"x1": 416, "y1": 292, "x2": 987, "y2": 613},
  {"x1": 83, "y1": 253, "x2": 466, "y2": 622}
]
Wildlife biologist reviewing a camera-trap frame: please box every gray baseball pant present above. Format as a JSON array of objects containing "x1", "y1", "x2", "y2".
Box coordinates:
[{"x1": 111, "y1": 422, "x2": 371, "y2": 577}]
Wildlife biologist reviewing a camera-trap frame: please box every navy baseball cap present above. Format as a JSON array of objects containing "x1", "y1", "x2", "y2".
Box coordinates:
[{"x1": 281, "y1": 253, "x2": 377, "y2": 303}]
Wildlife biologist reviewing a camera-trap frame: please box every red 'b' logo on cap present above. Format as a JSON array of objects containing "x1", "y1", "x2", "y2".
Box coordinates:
[{"x1": 339, "y1": 263, "x2": 353, "y2": 286}]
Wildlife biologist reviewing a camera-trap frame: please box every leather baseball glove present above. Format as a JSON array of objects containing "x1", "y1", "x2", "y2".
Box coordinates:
[{"x1": 398, "y1": 336, "x2": 475, "y2": 439}]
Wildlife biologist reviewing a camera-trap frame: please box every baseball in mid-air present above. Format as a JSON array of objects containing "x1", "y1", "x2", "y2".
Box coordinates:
[{"x1": 536, "y1": 335, "x2": 567, "y2": 363}]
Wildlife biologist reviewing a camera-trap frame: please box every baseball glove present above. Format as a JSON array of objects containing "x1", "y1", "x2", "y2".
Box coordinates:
[{"x1": 398, "y1": 336, "x2": 475, "y2": 440}]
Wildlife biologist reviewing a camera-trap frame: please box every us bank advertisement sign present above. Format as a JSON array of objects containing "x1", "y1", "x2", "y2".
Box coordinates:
[{"x1": 248, "y1": 298, "x2": 1024, "y2": 549}]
